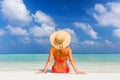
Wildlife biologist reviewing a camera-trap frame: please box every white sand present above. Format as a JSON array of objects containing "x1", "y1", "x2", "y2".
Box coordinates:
[{"x1": 0, "y1": 71, "x2": 120, "y2": 80}]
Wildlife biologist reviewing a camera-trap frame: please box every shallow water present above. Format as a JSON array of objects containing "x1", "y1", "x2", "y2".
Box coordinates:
[{"x1": 0, "y1": 54, "x2": 120, "y2": 73}]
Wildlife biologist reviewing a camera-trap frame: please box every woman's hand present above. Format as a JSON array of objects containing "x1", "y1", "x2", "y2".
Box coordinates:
[
  {"x1": 76, "y1": 71, "x2": 86, "y2": 74},
  {"x1": 35, "y1": 71, "x2": 46, "y2": 74}
]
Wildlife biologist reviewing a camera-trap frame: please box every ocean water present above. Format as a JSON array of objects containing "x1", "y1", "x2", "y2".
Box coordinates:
[{"x1": 0, "y1": 54, "x2": 120, "y2": 73}]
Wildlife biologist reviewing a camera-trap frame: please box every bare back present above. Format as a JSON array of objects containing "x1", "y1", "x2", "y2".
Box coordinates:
[{"x1": 51, "y1": 47, "x2": 70, "y2": 72}]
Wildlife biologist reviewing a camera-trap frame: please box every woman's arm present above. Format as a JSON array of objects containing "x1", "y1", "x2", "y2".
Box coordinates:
[
  {"x1": 36, "y1": 48, "x2": 53, "y2": 74},
  {"x1": 68, "y1": 48, "x2": 85, "y2": 74}
]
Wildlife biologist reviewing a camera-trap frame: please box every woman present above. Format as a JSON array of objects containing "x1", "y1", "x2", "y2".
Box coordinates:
[{"x1": 36, "y1": 30, "x2": 85, "y2": 74}]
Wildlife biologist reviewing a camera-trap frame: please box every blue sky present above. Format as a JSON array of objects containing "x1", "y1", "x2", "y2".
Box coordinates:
[{"x1": 0, "y1": 0, "x2": 120, "y2": 54}]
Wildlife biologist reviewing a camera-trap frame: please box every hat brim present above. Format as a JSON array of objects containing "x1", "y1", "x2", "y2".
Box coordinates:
[{"x1": 50, "y1": 30, "x2": 71, "y2": 49}]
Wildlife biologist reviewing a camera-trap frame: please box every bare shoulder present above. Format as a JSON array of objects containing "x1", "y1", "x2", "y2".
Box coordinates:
[
  {"x1": 66, "y1": 47, "x2": 72, "y2": 56},
  {"x1": 50, "y1": 47, "x2": 54, "y2": 51},
  {"x1": 49, "y1": 47, "x2": 54, "y2": 54}
]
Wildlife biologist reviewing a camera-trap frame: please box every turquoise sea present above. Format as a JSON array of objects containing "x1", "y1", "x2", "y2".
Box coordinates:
[{"x1": 0, "y1": 54, "x2": 120, "y2": 73}]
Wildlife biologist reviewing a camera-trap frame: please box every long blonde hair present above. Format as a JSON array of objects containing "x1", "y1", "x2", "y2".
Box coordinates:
[{"x1": 52, "y1": 47, "x2": 69, "y2": 58}]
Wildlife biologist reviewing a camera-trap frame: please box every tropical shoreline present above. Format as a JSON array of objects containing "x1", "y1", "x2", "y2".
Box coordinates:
[{"x1": 0, "y1": 71, "x2": 120, "y2": 80}]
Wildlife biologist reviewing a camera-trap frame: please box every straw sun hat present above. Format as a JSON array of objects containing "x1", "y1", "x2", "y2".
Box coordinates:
[{"x1": 50, "y1": 30, "x2": 71, "y2": 49}]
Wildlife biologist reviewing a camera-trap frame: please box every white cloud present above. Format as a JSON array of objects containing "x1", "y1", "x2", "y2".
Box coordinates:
[
  {"x1": 74, "y1": 22, "x2": 98, "y2": 39},
  {"x1": 7, "y1": 25, "x2": 28, "y2": 36},
  {"x1": 0, "y1": 29, "x2": 6, "y2": 36},
  {"x1": 29, "y1": 10, "x2": 56, "y2": 38},
  {"x1": 18, "y1": 37, "x2": 30, "y2": 44},
  {"x1": 82, "y1": 40, "x2": 95, "y2": 45},
  {"x1": 104, "y1": 40, "x2": 115, "y2": 47},
  {"x1": 93, "y1": 2, "x2": 120, "y2": 28},
  {"x1": 94, "y1": 3, "x2": 107, "y2": 14},
  {"x1": 113, "y1": 29, "x2": 120, "y2": 38},
  {"x1": 63, "y1": 28, "x2": 78, "y2": 43},
  {"x1": 1, "y1": 0, "x2": 32, "y2": 26},
  {"x1": 1, "y1": 0, "x2": 57, "y2": 44},
  {"x1": 105, "y1": 40, "x2": 112, "y2": 44},
  {"x1": 80, "y1": 40, "x2": 102, "y2": 47},
  {"x1": 29, "y1": 24, "x2": 55, "y2": 37},
  {"x1": 34, "y1": 38, "x2": 49, "y2": 44},
  {"x1": 33, "y1": 11, "x2": 55, "y2": 26},
  {"x1": 79, "y1": 40, "x2": 115, "y2": 48}
]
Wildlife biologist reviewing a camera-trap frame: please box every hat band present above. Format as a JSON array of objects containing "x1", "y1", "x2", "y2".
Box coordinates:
[
  {"x1": 55, "y1": 38, "x2": 64, "y2": 44},
  {"x1": 54, "y1": 40, "x2": 64, "y2": 49},
  {"x1": 59, "y1": 44, "x2": 63, "y2": 49}
]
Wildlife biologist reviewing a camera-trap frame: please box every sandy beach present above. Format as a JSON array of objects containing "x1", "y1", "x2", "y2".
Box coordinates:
[
  {"x1": 0, "y1": 71, "x2": 120, "y2": 80},
  {"x1": 0, "y1": 54, "x2": 120, "y2": 80}
]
